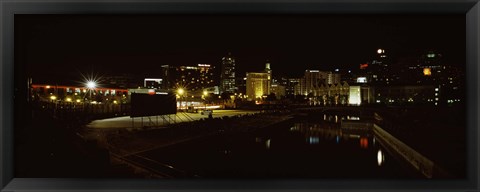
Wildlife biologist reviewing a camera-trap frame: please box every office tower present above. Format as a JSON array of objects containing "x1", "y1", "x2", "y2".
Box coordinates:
[{"x1": 220, "y1": 52, "x2": 237, "y2": 93}]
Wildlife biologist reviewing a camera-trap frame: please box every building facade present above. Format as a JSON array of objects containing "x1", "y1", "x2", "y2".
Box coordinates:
[
  {"x1": 220, "y1": 52, "x2": 237, "y2": 93},
  {"x1": 161, "y1": 64, "x2": 216, "y2": 96},
  {"x1": 246, "y1": 72, "x2": 271, "y2": 101}
]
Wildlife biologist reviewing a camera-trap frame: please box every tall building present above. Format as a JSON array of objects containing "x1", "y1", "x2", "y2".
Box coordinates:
[
  {"x1": 161, "y1": 64, "x2": 216, "y2": 95},
  {"x1": 220, "y1": 52, "x2": 237, "y2": 93},
  {"x1": 246, "y1": 72, "x2": 271, "y2": 101},
  {"x1": 284, "y1": 78, "x2": 301, "y2": 96},
  {"x1": 302, "y1": 70, "x2": 330, "y2": 95},
  {"x1": 326, "y1": 72, "x2": 341, "y2": 85},
  {"x1": 361, "y1": 48, "x2": 393, "y2": 85}
]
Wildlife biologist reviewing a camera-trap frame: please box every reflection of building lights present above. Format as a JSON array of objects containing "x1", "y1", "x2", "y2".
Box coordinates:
[
  {"x1": 76, "y1": 99, "x2": 81, "y2": 103},
  {"x1": 360, "y1": 137, "x2": 368, "y2": 149},
  {"x1": 50, "y1": 95, "x2": 57, "y2": 100},
  {"x1": 113, "y1": 100, "x2": 118, "y2": 104},
  {"x1": 66, "y1": 97, "x2": 72, "y2": 102},
  {"x1": 265, "y1": 139, "x2": 271, "y2": 149},
  {"x1": 377, "y1": 150, "x2": 385, "y2": 166},
  {"x1": 308, "y1": 137, "x2": 319, "y2": 144}
]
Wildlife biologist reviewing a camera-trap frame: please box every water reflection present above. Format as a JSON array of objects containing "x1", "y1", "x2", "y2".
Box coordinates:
[
  {"x1": 377, "y1": 149, "x2": 386, "y2": 166},
  {"x1": 290, "y1": 115, "x2": 385, "y2": 168},
  {"x1": 360, "y1": 137, "x2": 369, "y2": 149},
  {"x1": 308, "y1": 137, "x2": 320, "y2": 144},
  {"x1": 135, "y1": 114, "x2": 415, "y2": 178}
]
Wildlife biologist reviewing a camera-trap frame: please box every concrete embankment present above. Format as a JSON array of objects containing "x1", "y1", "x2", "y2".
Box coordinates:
[
  {"x1": 339, "y1": 114, "x2": 450, "y2": 179},
  {"x1": 373, "y1": 124, "x2": 435, "y2": 178},
  {"x1": 85, "y1": 112, "x2": 293, "y2": 178}
]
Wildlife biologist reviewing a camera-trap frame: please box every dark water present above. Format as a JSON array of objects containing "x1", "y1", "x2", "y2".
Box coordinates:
[{"x1": 138, "y1": 115, "x2": 423, "y2": 179}]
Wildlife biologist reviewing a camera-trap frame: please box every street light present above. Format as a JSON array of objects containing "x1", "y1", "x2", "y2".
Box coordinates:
[
  {"x1": 87, "y1": 81, "x2": 96, "y2": 89},
  {"x1": 86, "y1": 80, "x2": 97, "y2": 103},
  {"x1": 177, "y1": 88, "x2": 185, "y2": 111},
  {"x1": 177, "y1": 88, "x2": 184, "y2": 95}
]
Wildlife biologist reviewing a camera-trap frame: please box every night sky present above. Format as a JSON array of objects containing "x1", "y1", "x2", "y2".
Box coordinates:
[{"x1": 15, "y1": 14, "x2": 465, "y2": 84}]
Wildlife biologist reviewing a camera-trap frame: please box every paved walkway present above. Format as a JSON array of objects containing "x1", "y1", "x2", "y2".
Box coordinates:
[{"x1": 86, "y1": 110, "x2": 260, "y2": 129}]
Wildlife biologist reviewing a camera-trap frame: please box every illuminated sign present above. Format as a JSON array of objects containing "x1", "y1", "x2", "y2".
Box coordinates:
[
  {"x1": 356, "y1": 77, "x2": 367, "y2": 83},
  {"x1": 360, "y1": 63, "x2": 368, "y2": 69},
  {"x1": 198, "y1": 64, "x2": 211, "y2": 67}
]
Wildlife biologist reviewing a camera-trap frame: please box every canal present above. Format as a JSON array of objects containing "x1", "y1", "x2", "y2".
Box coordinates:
[{"x1": 135, "y1": 114, "x2": 424, "y2": 179}]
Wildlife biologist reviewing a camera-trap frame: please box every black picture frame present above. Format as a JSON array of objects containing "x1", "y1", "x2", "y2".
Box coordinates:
[{"x1": 1, "y1": 0, "x2": 479, "y2": 191}]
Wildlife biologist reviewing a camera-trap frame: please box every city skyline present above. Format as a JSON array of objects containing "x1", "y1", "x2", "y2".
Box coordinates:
[
  {"x1": 14, "y1": 14, "x2": 468, "y2": 180},
  {"x1": 16, "y1": 14, "x2": 465, "y2": 83}
]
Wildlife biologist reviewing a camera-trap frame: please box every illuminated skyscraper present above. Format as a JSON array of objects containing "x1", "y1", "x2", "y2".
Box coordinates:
[
  {"x1": 161, "y1": 64, "x2": 216, "y2": 94},
  {"x1": 246, "y1": 72, "x2": 271, "y2": 101},
  {"x1": 220, "y1": 52, "x2": 237, "y2": 93},
  {"x1": 246, "y1": 62, "x2": 272, "y2": 101}
]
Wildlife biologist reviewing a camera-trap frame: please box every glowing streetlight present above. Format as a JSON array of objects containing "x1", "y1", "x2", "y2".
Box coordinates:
[
  {"x1": 50, "y1": 95, "x2": 57, "y2": 101},
  {"x1": 66, "y1": 97, "x2": 72, "y2": 102},
  {"x1": 177, "y1": 88, "x2": 185, "y2": 111},
  {"x1": 87, "y1": 81, "x2": 96, "y2": 89},
  {"x1": 177, "y1": 88, "x2": 184, "y2": 95},
  {"x1": 203, "y1": 91, "x2": 208, "y2": 110},
  {"x1": 85, "y1": 80, "x2": 97, "y2": 103}
]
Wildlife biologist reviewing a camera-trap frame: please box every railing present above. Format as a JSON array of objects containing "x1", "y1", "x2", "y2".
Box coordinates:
[
  {"x1": 32, "y1": 101, "x2": 130, "y2": 122},
  {"x1": 373, "y1": 123, "x2": 434, "y2": 178}
]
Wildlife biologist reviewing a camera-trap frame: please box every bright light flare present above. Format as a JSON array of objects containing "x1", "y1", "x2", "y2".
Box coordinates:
[
  {"x1": 177, "y1": 88, "x2": 185, "y2": 95},
  {"x1": 87, "y1": 81, "x2": 96, "y2": 89}
]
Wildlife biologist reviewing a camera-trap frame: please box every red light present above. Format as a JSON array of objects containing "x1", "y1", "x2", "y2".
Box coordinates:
[
  {"x1": 360, "y1": 137, "x2": 368, "y2": 149},
  {"x1": 148, "y1": 89, "x2": 155, "y2": 95},
  {"x1": 360, "y1": 63, "x2": 368, "y2": 69}
]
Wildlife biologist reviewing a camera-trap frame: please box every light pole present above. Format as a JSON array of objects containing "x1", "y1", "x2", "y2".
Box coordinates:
[
  {"x1": 86, "y1": 81, "x2": 96, "y2": 103},
  {"x1": 203, "y1": 90, "x2": 208, "y2": 110}
]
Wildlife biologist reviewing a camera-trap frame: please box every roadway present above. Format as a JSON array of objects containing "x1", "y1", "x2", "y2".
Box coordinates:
[{"x1": 86, "y1": 109, "x2": 260, "y2": 129}]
